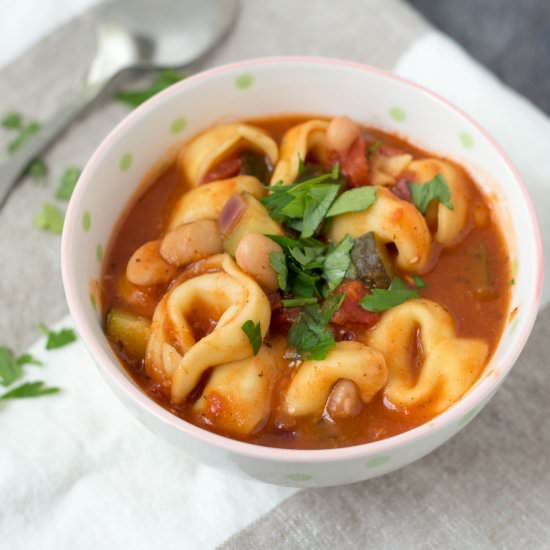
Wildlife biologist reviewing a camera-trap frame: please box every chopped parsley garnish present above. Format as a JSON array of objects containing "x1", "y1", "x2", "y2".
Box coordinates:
[
  {"x1": 288, "y1": 294, "x2": 344, "y2": 360},
  {"x1": 281, "y1": 297, "x2": 318, "y2": 307},
  {"x1": 409, "y1": 174, "x2": 453, "y2": 214},
  {"x1": 1, "y1": 112, "x2": 23, "y2": 130},
  {"x1": 269, "y1": 251, "x2": 288, "y2": 291},
  {"x1": 8, "y1": 120, "x2": 41, "y2": 154},
  {"x1": 326, "y1": 186, "x2": 377, "y2": 217},
  {"x1": 413, "y1": 275, "x2": 426, "y2": 288},
  {"x1": 367, "y1": 140, "x2": 382, "y2": 155},
  {"x1": 323, "y1": 234, "x2": 354, "y2": 290},
  {"x1": 116, "y1": 70, "x2": 186, "y2": 107},
  {"x1": 1, "y1": 381, "x2": 60, "y2": 400},
  {"x1": 27, "y1": 159, "x2": 47, "y2": 181},
  {"x1": 33, "y1": 203, "x2": 64, "y2": 235},
  {"x1": 241, "y1": 320, "x2": 262, "y2": 355},
  {"x1": 360, "y1": 276, "x2": 420, "y2": 312},
  {"x1": 38, "y1": 324, "x2": 77, "y2": 350},
  {"x1": 0, "y1": 347, "x2": 23, "y2": 387},
  {"x1": 55, "y1": 166, "x2": 81, "y2": 201}
]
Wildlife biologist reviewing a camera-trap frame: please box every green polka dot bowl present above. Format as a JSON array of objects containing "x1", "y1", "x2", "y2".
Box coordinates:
[{"x1": 61, "y1": 58, "x2": 542, "y2": 487}]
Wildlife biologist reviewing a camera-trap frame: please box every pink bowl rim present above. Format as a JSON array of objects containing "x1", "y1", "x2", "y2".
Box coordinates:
[{"x1": 62, "y1": 56, "x2": 543, "y2": 463}]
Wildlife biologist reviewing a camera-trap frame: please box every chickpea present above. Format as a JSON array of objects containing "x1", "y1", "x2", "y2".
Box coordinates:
[
  {"x1": 325, "y1": 379, "x2": 363, "y2": 419},
  {"x1": 160, "y1": 219, "x2": 223, "y2": 266},
  {"x1": 235, "y1": 233, "x2": 282, "y2": 291},
  {"x1": 126, "y1": 240, "x2": 177, "y2": 286},
  {"x1": 326, "y1": 116, "x2": 361, "y2": 153}
]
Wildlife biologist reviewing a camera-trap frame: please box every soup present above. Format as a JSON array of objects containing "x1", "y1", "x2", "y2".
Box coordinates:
[{"x1": 101, "y1": 115, "x2": 510, "y2": 449}]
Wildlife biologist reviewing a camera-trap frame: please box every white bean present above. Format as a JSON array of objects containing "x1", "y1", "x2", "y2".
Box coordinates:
[
  {"x1": 326, "y1": 379, "x2": 363, "y2": 419},
  {"x1": 126, "y1": 240, "x2": 177, "y2": 286},
  {"x1": 326, "y1": 116, "x2": 361, "y2": 153},
  {"x1": 235, "y1": 233, "x2": 282, "y2": 291},
  {"x1": 160, "y1": 219, "x2": 222, "y2": 266}
]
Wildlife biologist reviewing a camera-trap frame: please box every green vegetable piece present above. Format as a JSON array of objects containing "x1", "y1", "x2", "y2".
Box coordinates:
[
  {"x1": 367, "y1": 140, "x2": 382, "y2": 155},
  {"x1": 105, "y1": 309, "x2": 151, "y2": 360},
  {"x1": 413, "y1": 275, "x2": 426, "y2": 289},
  {"x1": 409, "y1": 174, "x2": 453, "y2": 214},
  {"x1": 287, "y1": 294, "x2": 344, "y2": 360},
  {"x1": 1, "y1": 381, "x2": 60, "y2": 400},
  {"x1": 55, "y1": 166, "x2": 81, "y2": 201},
  {"x1": 269, "y1": 251, "x2": 288, "y2": 291},
  {"x1": 37, "y1": 323, "x2": 77, "y2": 350},
  {"x1": 351, "y1": 232, "x2": 393, "y2": 289},
  {"x1": 323, "y1": 235, "x2": 354, "y2": 290},
  {"x1": 241, "y1": 320, "x2": 262, "y2": 355},
  {"x1": 1, "y1": 112, "x2": 22, "y2": 130},
  {"x1": 16, "y1": 353, "x2": 43, "y2": 367},
  {"x1": 27, "y1": 159, "x2": 47, "y2": 181},
  {"x1": 360, "y1": 277, "x2": 419, "y2": 312},
  {"x1": 326, "y1": 186, "x2": 377, "y2": 217},
  {"x1": 281, "y1": 297, "x2": 318, "y2": 307},
  {"x1": 116, "y1": 69, "x2": 186, "y2": 107},
  {"x1": 0, "y1": 347, "x2": 23, "y2": 387},
  {"x1": 7, "y1": 120, "x2": 40, "y2": 154},
  {"x1": 33, "y1": 203, "x2": 64, "y2": 234},
  {"x1": 240, "y1": 151, "x2": 269, "y2": 183},
  {"x1": 223, "y1": 193, "x2": 283, "y2": 256}
]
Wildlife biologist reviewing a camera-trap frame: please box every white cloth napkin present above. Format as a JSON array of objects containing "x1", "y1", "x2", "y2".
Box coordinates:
[{"x1": 2, "y1": 30, "x2": 550, "y2": 550}]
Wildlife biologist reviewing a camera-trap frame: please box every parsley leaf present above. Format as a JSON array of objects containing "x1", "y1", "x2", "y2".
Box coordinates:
[
  {"x1": 55, "y1": 166, "x2": 81, "y2": 201},
  {"x1": 326, "y1": 186, "x2": 377, "y2": 217},
  {"x1": 8, "y1": 120, "x2": 40, "y2": 154},
  {"x1": 1, "y1": 112, "x2": 22, "y2": 130},
  {"x1": 1, "y1": 381, "x2": 60, "y2": 400},
  {"x1": 367, "y1": 140, "x2": 382, "y2": 155},
  {"x1": 27, "y1": 159, "x2": 47, "y2": 181},
  {"x1": 270, "y1": 251, "x2": 288, "y2": 291},
  {"x1": 116, "y1": 70, "x2": 186, "y2": 107},
  {"x1": 409, "y1": 174, "x2": 453, "y2": 214},
  {"x1": 37, "y1": 324, "x2": 77, "y2": 350},
  {"x1": 33, "y1": 203, "x2": 64, "y2": 234},
  {"x1": 241, "y1": 320, "x2": 262, "y2": 355},
  {"x1": 281, "y1": 297, "x2": 318, "y2": 307},
  {"x1": 360, "y1": 276, "x2": 420, "y2": 312},
  {"x1": 323, "y1": 235, "x2": 354, "y2": 290},
  {"x1": 287, "y1": 294, "x2": 344, "y2": 360},
  {"x1": 413, "y1": 275, "x2": 426, "y2": 289},
  {"x1": 301, "y1": 184, "x2": 340, "y2": 237},
  {"x1": 16, "y1": 353, "x2": 43, "y2": 367},
  {"x1": 0, "y1": 347, "x2": 23, "y2": 387}
]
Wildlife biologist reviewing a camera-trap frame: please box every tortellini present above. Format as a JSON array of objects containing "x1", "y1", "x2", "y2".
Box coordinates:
[
  {"x1": 145, "y1": 253, "x2": 271, "y2": 404},
  {"x1": 284, "y1": 341, "x2": 388, "y2": 417},
  {"x1": 327, "y1": 186, "x2": 431, "y2": 272},
  {"x1": 271, "y1": 120, "x2": 330, "y2": 185},
  {"x1": 168, "y1": 175, "x2": 264, "y2": 229},
  {"x1": 407, "y1": 159, "x2": 469, "y2": 246},
  {"x1": 179, "y1": 123, "x2": 279, "y2": 187},
  {"x1": 370, "y1": 152, "x2": 413, "y2": 186},
  {"x1": 194, "y1": 337, "x2": 286, "y2": 435},
  {"x1": 367, "y1": 299, "x2": 488, "y2": 414}
]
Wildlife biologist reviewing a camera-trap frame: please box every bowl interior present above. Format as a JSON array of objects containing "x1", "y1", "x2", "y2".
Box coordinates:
[{"x1": 62, "y1": 57, "x2": 541, "y2": 458}]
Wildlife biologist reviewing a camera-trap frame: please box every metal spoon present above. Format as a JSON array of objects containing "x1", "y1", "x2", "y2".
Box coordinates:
[{"x1": 0, "y1": 0, "x2": 239, "y2": 207}]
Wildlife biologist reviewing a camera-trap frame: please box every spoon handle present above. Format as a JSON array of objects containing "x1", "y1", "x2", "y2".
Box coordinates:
[{"x1": 0, "y1": 87, "x2": 99, "y2": 208}]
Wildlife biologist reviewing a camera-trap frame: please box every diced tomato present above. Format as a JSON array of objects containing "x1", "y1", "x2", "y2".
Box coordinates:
[
  {"x1": 270, "y1": 306, "x2": 301, "y2": 335},
  {"x1": 201, "y1": 155, "x2": 241, "y2": 184},
  {"x1": 331, "y1": 280, "x2": 381, "y2": 327},
  {"x1": 339, "y1": 135, "x2": 370, "y2": 187}
]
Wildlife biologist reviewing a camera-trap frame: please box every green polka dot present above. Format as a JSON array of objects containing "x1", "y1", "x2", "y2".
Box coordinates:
[
  {"x1": 90, "y1": 293, "x2": 97, "y2": 311},
  {"x1": 287, "y1": 473, "x2": 312, "y2": 482},
  {"x1": 459, "y1": 407, "x2": 479, "y2": 427},
  {"x1": 235, "y1": 73, "x2": 254, "y2": 90},
  {"x1": 96, "y1": 244, "x2": 103, "y2": 262},
  {"x1": 171, "y1": 117, "x2": 187, "y2": 134},
  {"x1": 512, "y1": 258, "x2": 519, "y2": 278},
  {"x1": 366, "y1": 455, "x2": 391, "y2": 468},
  {"x1": 82, "y1": 211, "x2": 91, "y2": 232},
  {"x1": 459, "y1": 132, "x2": 475, "y2": 149},
  {"x1": 119, "y1": 153, "x2": 133, "y2": 171},
  {"x1": 389, "y1": 107, "x2": 406, "y2": 122}
]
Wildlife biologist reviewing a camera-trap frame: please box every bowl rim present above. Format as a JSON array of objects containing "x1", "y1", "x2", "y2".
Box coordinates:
[{"x1": 62, "y1": 56, "x2": 544, "y2": 463}]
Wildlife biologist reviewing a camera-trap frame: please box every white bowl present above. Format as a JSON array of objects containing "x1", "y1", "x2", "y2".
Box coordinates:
[{"x1": 61, "y1": 57, "x2": 543, "y2": 487}]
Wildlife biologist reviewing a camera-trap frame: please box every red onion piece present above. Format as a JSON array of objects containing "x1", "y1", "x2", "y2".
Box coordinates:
[{"x1": 219, "y1": 193, "x2": 247, "y2": 236}]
